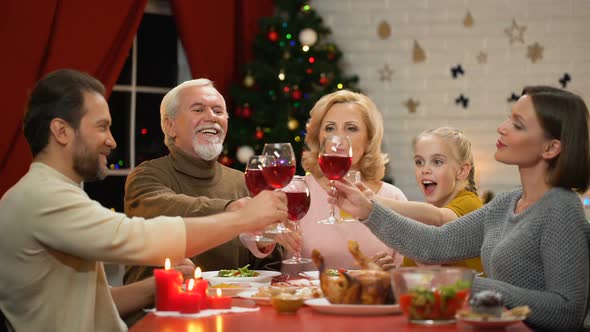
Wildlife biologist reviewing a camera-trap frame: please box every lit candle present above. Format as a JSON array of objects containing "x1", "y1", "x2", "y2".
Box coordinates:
[
  {"x1": 180, "y1": 279, "x2": 202, "y2": 313},
  {"x1": 207, "y1": 288, "x2": 232, "y2": 309},
  {"x1": 154, "y1": 258, "x2": 183, "y2": 311},
  {"x1": 191, "y1": 267, "x2": 209, "y2": 308}
]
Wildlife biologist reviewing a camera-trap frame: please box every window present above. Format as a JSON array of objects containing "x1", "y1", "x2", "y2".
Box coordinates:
[{"x1": 84, "y1": 2, "x2": 188, "y2": 212}]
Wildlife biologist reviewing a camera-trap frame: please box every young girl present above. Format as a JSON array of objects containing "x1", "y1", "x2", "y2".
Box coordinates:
[
  {"x1": 333, "y1": 86, "x2": 590, "y2": 330},
  {"x1": 373, "y1": 127, "x2": 484, "y2": 273}
]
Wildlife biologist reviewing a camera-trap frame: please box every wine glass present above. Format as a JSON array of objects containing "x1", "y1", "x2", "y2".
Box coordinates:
[
  {"x1": 244, "y1": 155, "x2": 276, "y2": 244},
  {"x1": 261, "y1": 143, "x2": 296, "y2": 234},
  {"x1": 282, "y1": 176, "x2": 312, "y2": 264},
  {"x1": 318, "y1": 135, "x2": 352, "y2": 224},
  {"x1": 337, "y1": 170, "x2": 361, "y2": 222}
]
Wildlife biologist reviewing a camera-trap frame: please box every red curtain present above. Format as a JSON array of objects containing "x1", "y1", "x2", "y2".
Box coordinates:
[
  {"x1": 0, "y1": 0, "x2": 147, "y2": 196},
  {"x1": 170, "y1": 0, "x2": 274, "y2": 98}
]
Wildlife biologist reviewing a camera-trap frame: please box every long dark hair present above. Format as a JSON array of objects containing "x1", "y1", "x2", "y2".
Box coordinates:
[{"x1": 523, "y1": 86, "x2": 590, "y2": 193}]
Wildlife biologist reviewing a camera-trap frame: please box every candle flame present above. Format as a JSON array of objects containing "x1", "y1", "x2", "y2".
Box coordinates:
[
  {"x1": 164, "y1": 258, "x2": 171, "y2": 270},
  {"x1": 216, "y1": 288, "x2": 222, "y2": 297},
  {"x1": 194, "y1": 267, "x2": 202, "y2": 279},
  {"x1": 187, "y1": 278, "x2": 195, "y2": 291}
]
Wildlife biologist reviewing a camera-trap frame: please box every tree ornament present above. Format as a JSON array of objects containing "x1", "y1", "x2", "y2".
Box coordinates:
[
  {"x1": 242, "y1": 104, "x2": 252, "y2": 118},
  {"x1": 255, "y1": 127, "x2": 264, "y2": 140},
  {"x1": 243, "y1": 74, "x2": 255, "y2": 87},
  {"x1": 327, "y1": 52, "x2": 336, "y2": 61},
  {"x1": 236, "y1": 145, "x2": 255, "y2": 164},
  {"x1": 298, "y1": 28, "x2": 318, "y2": 46},
  {"x1": 234, "y1": 105, "x2": 243, "y2": 117},
  {"x1": 288, "y1": 118, "x2": 299, "y2": 131},
  {"x1": 268, "y1": 30, "x2": 279, "y2": 42},
  {"x1": 404, "y1": 98, "x2": 420, "y2": 113},
  {"x1": 219, "y1": 154, "x2": 233, "y2": 166},
  {"x1": 319, "y1": 73, "x2": 329, "y2": 85},
  {"x1": 291, "y1": 87, "x2": 302, "y2": 100},
  {"x1": 283, "y1": 51, "x2": 291, "y2": 60},
  {"x1": 378, "y1": 64, "x2": 394, "y2": 81},
  {"x1": 476, "y1": 51, "x2": 488, "y2": 64}
]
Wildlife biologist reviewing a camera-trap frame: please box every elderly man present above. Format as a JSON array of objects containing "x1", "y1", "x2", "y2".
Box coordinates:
[
  {"x1": 0, "y1": 69, "x2": 287, "y2": 331},
  {"x1": 124, "y1": 79, "x2": 282, "y2": 285}
]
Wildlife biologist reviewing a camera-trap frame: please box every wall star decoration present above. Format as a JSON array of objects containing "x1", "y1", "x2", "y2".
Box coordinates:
[
  {"x1": 476, "y1": 51, "x2": 487, "y2": 64},
  {"x1": 526, "y1": 42, "x2": 544, "y2": 63},
  {"x1": 404, "y1": 98, "x2": 420, "y2": 113},
  {"x1": 504, "y1": 19, "x2": 526, "y2": 45},
  {"x1": 378, "y1": 64, "x2": 394, "y2": 81}
]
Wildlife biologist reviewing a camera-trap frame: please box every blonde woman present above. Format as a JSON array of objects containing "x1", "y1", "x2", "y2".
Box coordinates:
[{"x1": 285, "y1": 90, "x2": 407, "y2": 270}]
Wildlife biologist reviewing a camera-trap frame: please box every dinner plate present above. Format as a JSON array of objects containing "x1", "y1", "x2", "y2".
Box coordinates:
[
  {"x1": 208, "y1": 283, "x2": 254, "y2": 297},
  {"x1": 456, "y1": 314, "x2": 526, "y2": 328},
  {"x1": 304, "y1": 298, "x2": 400, "y2": 316},
  {"x1": 237, "y1": 290, "x2": 272, "y2": 305},
  {"x1": 202, "y1": 270, "x2": 281, "y2": 286}
]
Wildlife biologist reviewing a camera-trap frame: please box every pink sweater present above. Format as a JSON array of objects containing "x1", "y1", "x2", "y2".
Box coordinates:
[{"x1": 290, "y1": 174, "x2": 407, "y2": 271}]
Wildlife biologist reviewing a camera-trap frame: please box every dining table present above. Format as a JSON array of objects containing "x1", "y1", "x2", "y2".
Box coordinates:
[{"x1": 129, "y1": 298, "x2": 533, "y2": 332}]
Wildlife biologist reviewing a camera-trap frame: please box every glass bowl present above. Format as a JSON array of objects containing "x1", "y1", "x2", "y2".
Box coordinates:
[
  {"x1": 391, "y1": 267, "x2": 473, "y2": 325},
  {"x1": 271, "y1": 293, "x2": 304, "y2": 314}
]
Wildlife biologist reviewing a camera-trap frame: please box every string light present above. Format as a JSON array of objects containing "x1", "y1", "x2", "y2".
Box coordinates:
[
  {"x1": 286, "y1": 33, "x2": 292, "y2": 39},
  {"x1": 278, "y1": 71, "x2": 285, "y2": 81},
  {"x1": 303, "y1": 5, "x2": 310, "y2": 11},
  {"x1": 294, "y1": 136, "x2": 301, "y2": 142},
  {"x1": 302, "y1": 45, "x2": 310, "y2": 52},
  {"x1": 337, "y1": 83, "x2": 344, "y2": 89},
  {"x1": 308, "y1": 57, "x2": 315, "y2": 64},
  {"x1": 140, "y1": 128, "x2": 148, "y2": 135},
  {"x1": 283, "y1": 86, "x2": 290, "y2": 93}
]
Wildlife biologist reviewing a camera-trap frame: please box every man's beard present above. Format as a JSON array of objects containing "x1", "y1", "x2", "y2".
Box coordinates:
[
  {"x1": 73, "y1": 139, "x2": 107, "y2": 182},
  {"x1": 192, "y1": 124, "x2": 225, "y2": 161}
]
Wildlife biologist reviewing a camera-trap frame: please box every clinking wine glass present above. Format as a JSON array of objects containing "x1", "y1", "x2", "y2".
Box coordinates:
[
  {"x1": 337, "y1": 170, "x2": 361, "y2": 222},
  {"x1": 282, "y1": 176, "x2": 312, "y2": 265},
  {"x1": 244, "y1": 155, "x2": 276, "y2": 245},
  {"x1": 261, "y1": 143, "x2": 296, "y2": 234},
  {"x1": 318, "y1": 135, "x2": 352, "y2": 224}
]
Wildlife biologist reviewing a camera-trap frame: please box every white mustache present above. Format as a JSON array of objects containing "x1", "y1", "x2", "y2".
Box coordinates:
[{"x1": 194, "y1": 123, "x2": 224, "y2": 136}]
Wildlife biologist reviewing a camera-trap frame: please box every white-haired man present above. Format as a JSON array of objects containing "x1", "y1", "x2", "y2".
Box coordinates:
[{"x1": 123, "y1": 80, "x2": 283, "y2": 309}]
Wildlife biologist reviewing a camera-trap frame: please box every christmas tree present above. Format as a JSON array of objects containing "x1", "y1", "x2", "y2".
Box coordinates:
[{"x1": 223, "y1": 0, "x2": 359, "y2": 172}]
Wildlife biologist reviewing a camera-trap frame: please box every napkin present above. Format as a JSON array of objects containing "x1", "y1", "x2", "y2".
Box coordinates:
[{"x1": 147, "y1": 307, "x2": 260, "y2": 318}]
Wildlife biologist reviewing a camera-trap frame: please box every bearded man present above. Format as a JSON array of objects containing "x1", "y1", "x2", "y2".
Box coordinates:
[{"x1": 123, "y1": 79, "x2": 282, "y2": 287}]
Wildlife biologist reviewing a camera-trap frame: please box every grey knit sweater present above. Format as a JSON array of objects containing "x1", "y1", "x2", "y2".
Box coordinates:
[{"x1": 364, "y1": 187, "x2": 589, "y2": 331}]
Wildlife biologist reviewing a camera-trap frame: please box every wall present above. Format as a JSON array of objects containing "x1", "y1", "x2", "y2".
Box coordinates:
[{"x1": 312, "y1": 0, "x2": 590, "y2": 200}]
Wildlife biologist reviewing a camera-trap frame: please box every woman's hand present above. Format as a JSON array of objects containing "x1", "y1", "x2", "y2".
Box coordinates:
[
  {"x1": 328, "y1": 178, "x2": 375, "y2": 220},
  {"x1": 173, "y1": 258, "x2": 196, "y2": 280},
  {"x1": 372, "y1": 251, "x2": 396, "y2": 271}
]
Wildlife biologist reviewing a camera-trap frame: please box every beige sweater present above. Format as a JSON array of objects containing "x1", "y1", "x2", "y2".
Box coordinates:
[{"x1": 0, "y1": 163, "x2": 185, "y2": 332}]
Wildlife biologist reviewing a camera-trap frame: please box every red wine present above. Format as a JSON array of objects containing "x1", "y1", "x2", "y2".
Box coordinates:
[
  {"x1": 262, "y1": 165, "x2": 295, "y2": 189},
  {"x1": 245, "y1": 169, "x2": 273, "y2": 196},
  {"x1": 319, "y1": 154, "x2": 352, "y2": 180},
  {"x1": 286, "y1": 192, "x2": 311, "y2": 221}
]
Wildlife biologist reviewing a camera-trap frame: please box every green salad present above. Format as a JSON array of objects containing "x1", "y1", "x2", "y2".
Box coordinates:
[{"x1": 217, "y1": 264, "x2": 260, "y2": 277}]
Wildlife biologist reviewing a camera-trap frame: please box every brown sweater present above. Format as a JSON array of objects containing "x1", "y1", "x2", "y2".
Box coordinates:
[{"x1": 123, "y1": 147, "x2": 282, "y2": 284}]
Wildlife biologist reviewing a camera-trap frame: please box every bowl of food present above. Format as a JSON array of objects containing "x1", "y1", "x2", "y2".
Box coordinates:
[
  {"x1": 271, "y1": 293, "x2": 305, "y2": 314},
  {"x1": 202, "y1": 265, "x2": 281, "y2": 286},
  {"x1": 391, "y1": 267, "x2": 473, "y2": 325}
]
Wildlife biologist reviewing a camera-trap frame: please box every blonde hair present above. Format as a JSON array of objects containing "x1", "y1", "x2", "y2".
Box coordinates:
[
  {"x1": 413, "y1": 127, "x2": 477, "y2": 194},
  {"x1": 160, "y1": 78, "x2": 222, "y2": 150},
  {"x1": 302, "y1": 90, "x2": 388, "y2": 181}
]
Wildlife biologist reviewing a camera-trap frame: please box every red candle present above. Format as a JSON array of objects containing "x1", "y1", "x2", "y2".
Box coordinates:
[
  {"x1": 207, "y1": 288, "x2": 232, "y2": 309},
  {"x1": 180, "y1": 279, "x2": 202, "y2": 313},
  {"x1": 154, "y1": 258, "x2": 183, "y2": 311},
  {"x1": 192, "y1": 267, "x2": 209, "y2": 308}
]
